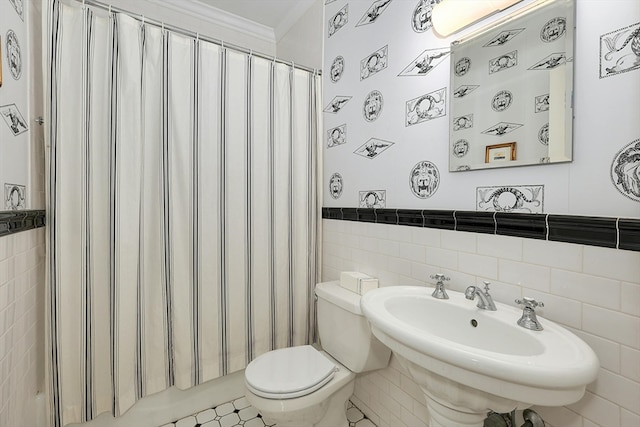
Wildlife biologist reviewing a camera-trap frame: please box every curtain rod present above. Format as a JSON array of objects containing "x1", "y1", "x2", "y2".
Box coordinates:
[{"x1": 75, "y1": 0, "x2": 322, "y2": 75}]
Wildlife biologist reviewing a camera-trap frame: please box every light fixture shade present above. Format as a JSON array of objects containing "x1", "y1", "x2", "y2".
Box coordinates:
[{"x1": 432, "y1": 0, "x2": 523, "y2": 37}]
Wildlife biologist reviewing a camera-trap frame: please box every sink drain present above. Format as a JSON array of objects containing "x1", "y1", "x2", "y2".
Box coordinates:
[{"x1": 470, "y1": 319, "x2": 478, "y2": 327}]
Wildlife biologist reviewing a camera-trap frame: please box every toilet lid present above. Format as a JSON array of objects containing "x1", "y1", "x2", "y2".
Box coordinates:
[{"x1": 245, "y1": 345, "x2": 337, "y2": 399}]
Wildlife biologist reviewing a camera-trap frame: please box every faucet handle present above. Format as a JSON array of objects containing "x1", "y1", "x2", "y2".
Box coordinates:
[
  {"x1": 430, "y1": 274, "x2": 450, "y2": 299},
  {"x1": 482, "y1": 280, "x2": 492, "y2": 292},
  {"x1": 430, "y1": 273, "x2": 450, "y2": 283},
  {"x1": 515, "y1": 297, "x2": 544, "y2": 331},
  {"x1": 515, "y1": 297, "x2": 544, "y2": 310}
]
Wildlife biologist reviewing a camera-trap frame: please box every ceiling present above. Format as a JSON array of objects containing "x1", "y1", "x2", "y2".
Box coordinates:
[{"x1": 196, "y1": 0, "x2": 316, "y2": 40}]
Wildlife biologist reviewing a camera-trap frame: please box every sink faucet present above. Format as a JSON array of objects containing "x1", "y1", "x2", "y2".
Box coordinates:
[
  {"x1": 465, "y1": 281, "x2": 497, "y2": 311},
  {"x1": 430, "y1": 274, "x2": 450, "y2": 299}
]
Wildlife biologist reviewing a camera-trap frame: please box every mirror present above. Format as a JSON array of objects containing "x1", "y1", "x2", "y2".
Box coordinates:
[{"x1": 449, "y1": 0, "x2": 575, "y2": 171}]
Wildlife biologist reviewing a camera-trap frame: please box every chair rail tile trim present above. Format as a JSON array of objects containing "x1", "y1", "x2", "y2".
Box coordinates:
[
  {"x1": 322, "y1": 208, "x2": 640, "y2": 252},
  {"x1": 0, "y1": 210, "x2": 46, "y2": 237}
]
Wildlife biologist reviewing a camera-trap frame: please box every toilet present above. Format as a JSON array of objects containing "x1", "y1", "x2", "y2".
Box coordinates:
[{"x1": 244, "y1": 280, "x2": 391, "y2": 427}]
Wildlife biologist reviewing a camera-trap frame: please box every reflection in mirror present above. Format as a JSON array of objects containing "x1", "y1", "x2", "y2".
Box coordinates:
[{"x1": 449, "y1": 0, "x2": 575, "y2": 172}]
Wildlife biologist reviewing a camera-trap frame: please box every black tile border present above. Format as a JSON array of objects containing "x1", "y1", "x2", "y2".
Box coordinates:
[
  {"x1": 548, "y1": 215, "x2": 617, "y2": 248},
  {"x1": 322, "y1": 208, "x2": 640, "y2": 252},
  {"x1": 375, "y1": 209, "x2": 398, "y2": 225},
  {"x1": 358, "y1": 208, "x2": 376, "y2": 223},
  {"x1": 619, "y1": 219, "x2": 640, "y2": 251},
  {"x1": 495, "y1": 212, "x2": 547, "y2": 240},
  {"x1": 456, "y1": 211, "x2": 495, "y2": 234},
  {"x1": 0, "y1": 210, "x2": 46, "y2": 237},
  {"x1": 342, "y1": 208, "x2": 358, "y2": 221},
  {"x1": 4, "y1": 208, "x2": 635, "y2": 251},
  {"x1": 397, "y1": 209, "x2": 423, "y2": 227},
  {"x1": 423, "y1": 210, "x2": 456, "y2": 230}
]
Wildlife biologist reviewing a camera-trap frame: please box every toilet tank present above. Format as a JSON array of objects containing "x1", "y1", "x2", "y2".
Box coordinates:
[{"x1": 315, "y1": 281, "x2": 391, "y2": 373}]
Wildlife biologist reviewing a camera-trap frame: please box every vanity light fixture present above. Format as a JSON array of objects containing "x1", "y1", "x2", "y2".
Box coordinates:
[{"x1": 432, "y1": 0, "x2": 524, "y2": 37}]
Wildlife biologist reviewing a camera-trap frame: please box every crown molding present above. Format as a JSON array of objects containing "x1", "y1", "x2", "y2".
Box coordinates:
[
  {"x1": 274, "y1": 0, "x2": 316, "y2": 41},
  {"x1": 154, "y1": 0, "x2": 276, "y2": 44}
]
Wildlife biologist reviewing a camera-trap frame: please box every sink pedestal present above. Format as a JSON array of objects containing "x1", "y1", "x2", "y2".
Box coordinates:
[
  {"x1": 398, "y1": 355, "x2": 522, "y2": 427},
  {"x1": 424, "y1": 396, "x2": 486, "y2": 427}
]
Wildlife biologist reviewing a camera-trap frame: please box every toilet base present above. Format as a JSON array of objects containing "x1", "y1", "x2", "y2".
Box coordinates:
[{"x1": 258, "y1": 380, "x2": 354, "y2": 427}]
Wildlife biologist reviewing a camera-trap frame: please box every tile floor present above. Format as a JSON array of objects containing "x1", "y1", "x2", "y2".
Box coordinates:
[{"x1": 162, "y1": 397, "x2": 376, "y2": 427}]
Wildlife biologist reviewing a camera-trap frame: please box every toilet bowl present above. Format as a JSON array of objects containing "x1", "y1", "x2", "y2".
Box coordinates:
[
  {"x1": 245, "y1": 346, "x2": 355, "y2": 427},
  {"x1": 244, "y1": 281, "x2": 391, "y2": 427}
]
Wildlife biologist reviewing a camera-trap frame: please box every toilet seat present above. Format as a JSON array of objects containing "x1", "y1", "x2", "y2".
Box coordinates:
[{"x1": 245, "y1": 345, "x2": 337, "y2": 399}]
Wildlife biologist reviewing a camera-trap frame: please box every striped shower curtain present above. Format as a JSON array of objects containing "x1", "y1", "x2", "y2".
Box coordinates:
[{"x1": 45, "y1": 0, "x2": 321, "y2": 425}]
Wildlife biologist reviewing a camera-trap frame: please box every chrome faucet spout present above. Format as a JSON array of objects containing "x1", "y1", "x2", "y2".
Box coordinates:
[
  {"x1": 464, "y1": 285, "x2": 477, "y2": 300},
  {"x1": 465, "y1": 282, "x2": 497, "y2": 311}
]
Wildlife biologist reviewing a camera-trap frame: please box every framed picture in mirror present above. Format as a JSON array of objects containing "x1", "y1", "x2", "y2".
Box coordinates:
[{"x1": 486, "y1": 142, "x2": 516, "y2": 163}]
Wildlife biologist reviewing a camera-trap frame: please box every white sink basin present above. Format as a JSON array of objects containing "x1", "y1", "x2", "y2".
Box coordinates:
[{"x1": 361, "y1": 286, "x2": 599, "y2": 426}]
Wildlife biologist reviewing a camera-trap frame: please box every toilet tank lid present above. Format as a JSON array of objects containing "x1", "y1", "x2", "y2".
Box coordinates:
[{"x1": 315, "y1": 281, "x2": 362, "y2": 315}]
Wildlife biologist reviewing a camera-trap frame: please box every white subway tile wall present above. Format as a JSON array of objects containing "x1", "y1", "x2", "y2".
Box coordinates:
[
  {"x1": 0, "y1": 229, "x2": 46, "y2": 427},
  {"x1": 322, "y1": 219, "x2": 640, "y2": 427}
]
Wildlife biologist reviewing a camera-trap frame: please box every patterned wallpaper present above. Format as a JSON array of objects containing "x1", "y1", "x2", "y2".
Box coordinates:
[
  {"x1": 0, "y1": 0, "x2": 29, "y2": 210},
  {"x1": 322, "y1": 0, "x2": 640, "y2": 218}
]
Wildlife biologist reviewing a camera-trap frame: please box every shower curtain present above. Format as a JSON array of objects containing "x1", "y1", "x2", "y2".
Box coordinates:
[{"x1": 45, "y1": 0, "x2": 321, "y2": 425}]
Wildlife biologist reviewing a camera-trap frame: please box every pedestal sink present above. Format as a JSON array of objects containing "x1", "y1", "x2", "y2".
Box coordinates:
[{"x1": 360, "y1": 286, "x2": 599, "y2": 427}]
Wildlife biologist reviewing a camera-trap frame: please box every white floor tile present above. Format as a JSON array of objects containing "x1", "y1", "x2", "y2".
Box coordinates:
[
  {"x1": 166, "y1": 397, "x2": 375, "y2": 427},
  {"x1": 214, "y1": 402, "x2": 235, "y2": 417},
  {"x1": 232, "y1": 397, "x2": 251, "y2": 410},
  {"x1": 239, "y1": 406, "x2": 260, "y2": 421},
  {"x1": 347, "y1": 406, "x2": 364, "y2": 422},
  {"x1": 175, "y1": 416, "x2": 197, "y2": 427},
  {"x1": 196, "y1": 408, "x2": 216, "y2": 424},
  {"x1": 219, "y1": 412, "x2": 240, "y2": 427},
  {"x1": 244, "y1": 418, "x2": 267, "y2": 427}
]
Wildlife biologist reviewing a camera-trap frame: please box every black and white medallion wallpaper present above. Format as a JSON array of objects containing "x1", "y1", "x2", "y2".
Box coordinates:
[
  {"x1": 322, "y1": 0, "x2": 639, "y2": 218},
  {"x1": 0, "y1": 0, "x2": 30, "y2": 209}
]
